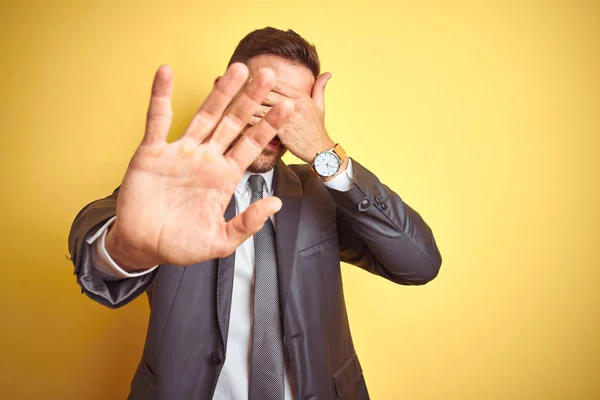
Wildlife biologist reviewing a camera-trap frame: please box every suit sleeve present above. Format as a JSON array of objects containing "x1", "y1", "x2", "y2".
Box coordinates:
[
  {"x1": 327, "y1": 159, "x2": 442, "y2": 285},
  {"x1": 67, "y1": 188, "x2": 158, "y2": 308}
]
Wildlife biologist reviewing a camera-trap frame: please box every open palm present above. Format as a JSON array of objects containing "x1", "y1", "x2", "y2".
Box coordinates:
[{"x1": 106, "y1": 64, "x2": 293, "y2": 271}]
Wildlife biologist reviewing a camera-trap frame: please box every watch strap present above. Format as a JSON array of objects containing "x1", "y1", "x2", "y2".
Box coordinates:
[{"x1": 332, "y1": 143, "x2": 347, "y2": 160}]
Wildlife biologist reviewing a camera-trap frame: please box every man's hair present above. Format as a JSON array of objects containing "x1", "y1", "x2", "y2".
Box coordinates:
[{"x1": 228, "y1": 27, "x2": 320, "y2": 78}]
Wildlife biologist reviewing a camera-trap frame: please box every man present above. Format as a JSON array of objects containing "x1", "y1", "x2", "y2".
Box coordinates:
[{"x1": 68, "y1": 27, "x2": 442, "y2": 400}]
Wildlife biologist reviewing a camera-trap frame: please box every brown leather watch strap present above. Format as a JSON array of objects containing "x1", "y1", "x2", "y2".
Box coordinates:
[{"x1": 332, "y1": 143, "x2": 347, "y2": 160}]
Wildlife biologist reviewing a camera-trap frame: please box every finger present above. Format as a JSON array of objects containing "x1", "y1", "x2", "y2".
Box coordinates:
[
  {"x1": 311, "y1": 72, "x2": 332, "y2": 112},
  {"x1": 182, "y1": 63, "x2": 249, "y2": 142},
  {"x1": 248, "y1": 116, "x2": 262, "y2": 126},
  {"x1": 223, "y1": 197, "x2": 283, "y2": 252},
  {"x1": 208, "y1": 68, "x2": 277, "y2": 152},
  {"x1": 143, "y1": 65, "x2": 174, "y2": 144},
  {"x1": 261, "y1": 91, "x2": 286, "y2": 106},
  {"x1": 272, "y1": 80, "x2": 304, "y2": 98},
  {"x1": 226, "y1": 100, "x2": 294, "y2": 171},
  {"x1": 255, "y1": 105, "x2": 271, "y2": 118}
]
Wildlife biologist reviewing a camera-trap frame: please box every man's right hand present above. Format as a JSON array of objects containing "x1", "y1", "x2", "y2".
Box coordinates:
[{"x1": 104, "y1": 63, "x2": 294, "y2": 272}]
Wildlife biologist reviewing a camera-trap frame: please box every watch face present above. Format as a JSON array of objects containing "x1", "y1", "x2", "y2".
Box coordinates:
[{"x1": 314, "y1": 151, "x2": 341, "y2": 177}]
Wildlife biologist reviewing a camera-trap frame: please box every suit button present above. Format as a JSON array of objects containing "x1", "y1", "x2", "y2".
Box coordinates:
[
  {"x1": 374, "y1": 195, "x2": 383, "y2": 204},
  {"x1": 381, "y1": 202, "x2": 388, "y2": 210},
  {"x1": 358, "y1": 198, "x2": 371, "y2": 211},
  {"x1": 211, "y1": 353, "x2": 223, "y2": 365}
]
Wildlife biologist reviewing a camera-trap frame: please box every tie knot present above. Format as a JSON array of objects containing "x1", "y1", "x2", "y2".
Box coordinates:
[{"x1": 247, "y1": 174, "x2": 266, "y2": 197}]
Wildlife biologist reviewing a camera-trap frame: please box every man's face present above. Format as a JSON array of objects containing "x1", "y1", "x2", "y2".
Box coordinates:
[{"x1": 243, "y1": 54, "x2": 315, "y2": 173}]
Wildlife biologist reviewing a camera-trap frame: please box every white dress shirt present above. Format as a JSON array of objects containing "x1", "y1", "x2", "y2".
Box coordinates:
[{"x1": 86, "y1": 161, "x2": 355, "y2": 399}]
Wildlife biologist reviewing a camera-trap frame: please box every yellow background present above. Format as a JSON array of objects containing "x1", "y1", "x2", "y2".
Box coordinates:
[{"x1": 1, "y1": 0, "x2": 598, "y2": 398}]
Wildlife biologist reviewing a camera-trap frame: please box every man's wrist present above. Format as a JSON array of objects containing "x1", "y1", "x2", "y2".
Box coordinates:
[
  {"x1": 307, "y1": 138, "x2": 336, "y2": 164},
  {"x1": 105, "y1": 227, "x2": 158, "y2": 272}
]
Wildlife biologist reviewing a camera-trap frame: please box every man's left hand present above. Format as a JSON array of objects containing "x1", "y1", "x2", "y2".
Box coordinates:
[{"x1": 251, "y1": 73, "x2": 334, "y2": 164}]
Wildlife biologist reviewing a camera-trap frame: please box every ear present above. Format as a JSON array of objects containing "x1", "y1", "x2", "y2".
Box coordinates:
[{"x1": 311, "y1": 73, "x2": 332, "y2": 112}]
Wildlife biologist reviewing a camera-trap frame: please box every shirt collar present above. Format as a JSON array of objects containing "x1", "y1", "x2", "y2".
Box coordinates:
[{"x1": 235, "y1": 168, "x2": 275, "y2": 196}]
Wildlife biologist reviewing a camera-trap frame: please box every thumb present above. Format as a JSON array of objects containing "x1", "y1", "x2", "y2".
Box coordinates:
[
  {"x1": 312, "y1": 72, "x2": 332, "y2": 112},
  {"x1": 223, "y1": 196, "x2": 282, "y2": 250}
]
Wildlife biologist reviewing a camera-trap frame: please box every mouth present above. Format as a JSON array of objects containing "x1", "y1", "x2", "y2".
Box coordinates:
[{"x1": 266, "y1": 136, "x2": 283, "y2": 150}]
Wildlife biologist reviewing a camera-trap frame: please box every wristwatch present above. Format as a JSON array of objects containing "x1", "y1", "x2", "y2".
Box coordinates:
[{"x1": 311, "y1": 143, "x2": 348, "y2": 178}]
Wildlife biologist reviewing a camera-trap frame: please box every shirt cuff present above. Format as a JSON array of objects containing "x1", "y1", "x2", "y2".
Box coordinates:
[
  {"x1": 322, "y1": 158, "x2": 355, "y2": 192},
  {"x1": 86, "y1": 217, "x2": 159, "y2": 281}
]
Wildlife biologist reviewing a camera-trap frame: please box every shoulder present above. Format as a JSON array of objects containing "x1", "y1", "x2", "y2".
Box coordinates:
[
  {"x1": 288, "y1": 163, "x2": 333, "y2": 201},
  {"x1": 288, "y1": 164, "x2": 326, "y2": 192},
  {"x1": 288, "y1": 163, "x2": 313, "y2": 182}
]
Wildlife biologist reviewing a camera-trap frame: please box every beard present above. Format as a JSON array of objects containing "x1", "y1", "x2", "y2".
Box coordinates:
[
  {"x1": 228, "y1": 125, "x2": 287, "y2": 173},
  {"x1": 247, "y1": 144, "x2": 287, "y2": 173}
]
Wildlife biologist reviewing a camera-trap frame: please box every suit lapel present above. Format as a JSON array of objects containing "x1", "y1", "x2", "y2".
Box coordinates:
[
  {"x1": 216, "y1": 197, "x2": 237, "y2": 350},
  {"x1": 274, "y1": 160, "x2": 303, "y2": 316},
  {"x1": 215, "y1": 163, "x2": 302, "y2": 346}
]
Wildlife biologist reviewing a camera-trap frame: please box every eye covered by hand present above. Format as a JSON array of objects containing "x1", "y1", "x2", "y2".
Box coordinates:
[{"x1": 250, "y1": 73, "x2": 335, "y2": 163}]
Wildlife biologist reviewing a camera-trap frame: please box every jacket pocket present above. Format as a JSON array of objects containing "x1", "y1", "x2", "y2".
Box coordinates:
[
  {"x1": 298, "y1": 237, "x2": 337, "y2": 259},
  {"x1": 333, "y1": 352, "x2": 363, "y2": 398}
]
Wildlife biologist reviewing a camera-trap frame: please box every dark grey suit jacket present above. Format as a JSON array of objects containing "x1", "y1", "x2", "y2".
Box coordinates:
[{"x1": 68, "y1": 159, "x2": 442, "y2": 400}]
